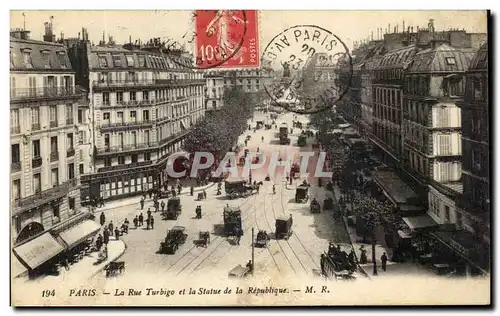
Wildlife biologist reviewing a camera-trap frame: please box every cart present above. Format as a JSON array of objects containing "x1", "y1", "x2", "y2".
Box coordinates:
[
  {"x1": 323, "y1": 197, "x2": 334, "y2": 211},
  {"x1": 225, "y1": 179, "x2": 254, "y2": 199},
  {"x1": 193, "y1": 231, "x2": 211, "y2": 248},
  {"x1": 228, "y1": 264, "x2": 251, "y2": 279},
  {"x1": 254, "y1": 230, "x2": 269, "y2": 248},
  {"x1": 162, "y1": 197, "x2": 182, "y2": 220},
  {"x1": 105, "y1": 261, "x2": 125, "y2": 278},
  {"x1": 159, "y1": 226, "x2": 188, "y2": 254},
  {"x1": 310, "y1": 199, "x2": 321, "y2": 213},
  {"x1": 295, "y1": 185, "x2": 309, "y2": 203},
  {"x1": 275, "y1": 215, "x2": 293, "y2": 240},
  {"x1": 298, "y1": 134, "x2": 307, "y2": 147},
  {"x1": 224, "y1": 206, "x2": 243, "y2": 237}
]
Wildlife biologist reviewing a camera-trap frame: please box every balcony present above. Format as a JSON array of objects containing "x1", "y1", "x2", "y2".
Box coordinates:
[
  {"x1": 155, "y1": 78, "x2": 206, "y2": 86},
  {"x1": 92, "y1": 79, "x2": 155, "y2": 88},
  {"x1": 32, "y1": 123, "x2": 41, "y2": 131},
  {"x1": 100, "y1": 120, "x2": 154, "y2": 131},
  {"x1": 97, "y1": 141, "x2": 157, "y2": 154},
  {"x1": 50, "y1": 151, "x2": 59, "y2": 162},
  {"x1": 11, "y1": 126, "x2": 20, "y2": 134},
  {"x1": 50, "y1": 121, "x2": 58, "y2": 128},
  {"x1": 67, "y1": 147, "x2": 75, "y2": 157},
  {"x1": 12, "y1": 178, "x2": 78, "y2": 215},
  {"x1": 11, "y1": 162, "x2": 21, "y2": 173},
  {"x1": 32, "y1": 156, "x2": 42, "y2": 168},
  {"x1": 10, "y1": 86, "x2": 78, "y2": 101},
  {"x1": 66, "y1": 118, "x2": 74, "y2": 125},
  {"x1": 98, "y1": 160, "x2": 153, "y2": 173}
]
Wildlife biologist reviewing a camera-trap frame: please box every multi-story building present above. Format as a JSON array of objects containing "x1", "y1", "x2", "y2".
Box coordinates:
[
  {"x1": 204, "y1": 71, "x2": 224, "y2": 110},
  {"x1": 10, "y1": 24, "x2": 94, "y2": 277},
  {"x1": 69, "y1": 36, "x2": 206, "y2": 201},
  {"x1": 222, "y1": 69, "x2": 273, "y2": 105},
  {"x1": 301, "y1": 53, "x2": 337, "y2": 100}
]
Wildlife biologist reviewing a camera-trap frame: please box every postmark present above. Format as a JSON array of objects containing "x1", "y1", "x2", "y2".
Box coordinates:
[
  {"x1": 261, "y1": 25, "x2": 353, "y2": 114},
  {"x1": 166, "y1": 10, "x2": 259, "y2": 70}
]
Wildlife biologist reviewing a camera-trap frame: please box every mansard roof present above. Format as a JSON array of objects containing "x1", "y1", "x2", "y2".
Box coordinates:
[
  {"x1": 10, "y1": 37, "x2": 73, "y2": 72},
  {"x1": 407, "y1": 43, "x2": 475, "y2": 74}
]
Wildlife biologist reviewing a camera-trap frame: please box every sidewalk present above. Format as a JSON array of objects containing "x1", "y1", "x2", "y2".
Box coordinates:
[{"x1": 95, "y1": 181, "x2": 216, "y2": 213}]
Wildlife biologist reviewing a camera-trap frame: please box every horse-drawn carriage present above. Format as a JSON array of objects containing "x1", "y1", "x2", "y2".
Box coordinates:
[
  {"x1": 323, "y1": 197, "x2": 334, "y2": 211},
  {"x1": 298, "y1": 134, "x2": 307, "y2": 147},
  {"x1": 159, "y1": 226, "x2": 188, "y2": 254},
  {"x1": 225, "y1": 179, "x2": 256, "y2": 199},
  {"x1": 193, "y1": 231, "x2": 211, "y2": 248},
  {"x1": 275, "y1": 215, "x2": 293, "y2": 240},
  {"x1": 105, "y1": 261, "x2": 125, "y2": 278},
  {"x1": 162, "y1": 197, "x2": 182, "y2": 220},
  {"x1": 254, "y1": 230, "x2": 270, "y2": 248},
  {"x1": 320, "y1": 243, "x2": 357, "y2": 280},
  {"x1": 310, "y1": 198, "x2": 321, "y2": 213},
  {"x1": 295, "y1": 184, "x2": 309, "y2": 203},
  {"x1": 224, "y1": 206, "x2": 243, "y2": 237}
]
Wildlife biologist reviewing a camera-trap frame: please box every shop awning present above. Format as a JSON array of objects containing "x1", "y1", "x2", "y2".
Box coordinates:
[
  {"x1": 13, "y1": 232, "x2": 65, "y2": 270},
  {"x1": 58, "y1": 220, "x2": 101, "y2": 250},
  {"x1": 11, "y1": 253, "x2": 28, "y2": 278},
  {"x1": 397, "y1": 230, "x2": 413, "y2": 239},
  {"x1": 403, "y1": 215, "x2": 439, "y2": 230}
]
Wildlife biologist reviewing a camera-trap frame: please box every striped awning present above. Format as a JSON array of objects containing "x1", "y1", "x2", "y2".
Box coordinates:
[{"x1": 58, "y1": 220, "x2": 101, "y2": 250}]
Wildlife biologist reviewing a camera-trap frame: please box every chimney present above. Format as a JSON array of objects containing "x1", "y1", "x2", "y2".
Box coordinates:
[
  {"x1": 388, "y1": 23, "x2": 391, "y2": 34},
  {"x1": 371, "y1": 31, "x2": 373, "y2": 41},
  {"x1": 403, "y1": 21, "x2": 405, "y2": 33},
  {"x1": 43, "y1": 17, "x2": 56, "y2": 42}
]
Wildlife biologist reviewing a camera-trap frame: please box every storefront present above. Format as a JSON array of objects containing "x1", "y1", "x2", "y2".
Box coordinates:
[{"x1": 57, "y1": 219, "x2": 101, "y2": 250}]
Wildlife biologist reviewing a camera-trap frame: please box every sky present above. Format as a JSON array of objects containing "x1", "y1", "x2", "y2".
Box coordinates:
[{"x1": 10, "y1": 10, "x2": 488, "y2": 52}]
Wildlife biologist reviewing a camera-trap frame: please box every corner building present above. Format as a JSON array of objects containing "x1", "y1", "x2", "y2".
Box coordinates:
[{"x1": 72, "y1": 39, "x2": 205, "y2": 201}]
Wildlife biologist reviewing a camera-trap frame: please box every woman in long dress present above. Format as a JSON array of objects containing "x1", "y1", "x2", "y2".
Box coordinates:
[{"x1": 206, "y1": 10, "x2": 247, "y2": 61}]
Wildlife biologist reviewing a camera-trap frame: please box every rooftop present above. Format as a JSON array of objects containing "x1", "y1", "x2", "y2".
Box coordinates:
[
  {"x1": 468, "y1": 42, "x2": 488, "y2": 71},
  {"x1": 407, "y1": 43, "x2": 476, "y2": 73}
]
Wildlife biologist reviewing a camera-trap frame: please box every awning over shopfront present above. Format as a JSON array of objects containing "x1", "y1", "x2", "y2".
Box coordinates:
[
  {"x1": 372, "y1": 169, "x2": 421, "y2": 207},
  {"x1": 11, "y1": 253, "x2": 28, "y2": 278},
  {"x1": 397, "y1": 230, "x2": 412, "y2": 239},
  {"x1": 13, "y1": 232, "x2": 65, "y2": 270},
  {"x1": 58, "y1": 220, "x2": 101, "y2": 250},
  {"x1": 403, "y1": 215, "x2": 439, "y2": 230}
]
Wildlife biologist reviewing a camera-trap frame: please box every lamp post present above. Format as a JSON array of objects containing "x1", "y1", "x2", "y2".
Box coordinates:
[{"x1": 372, "y1": 235, "x2": 378, "y2": 276}]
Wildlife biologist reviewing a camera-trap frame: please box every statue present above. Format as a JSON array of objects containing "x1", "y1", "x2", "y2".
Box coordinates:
[{"x1": 281, "y1": 61, "x2": 291, "y2": 78}]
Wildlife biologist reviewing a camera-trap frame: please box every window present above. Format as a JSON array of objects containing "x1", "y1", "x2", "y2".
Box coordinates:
[
  {"x1": 439, "y1": 134, "x2": 451, "y2": 155},
  {"x1": 52, "y1": 204, "x2": 60, "y2": 224},
  {"x1": 472, "y1": 150, "x2": 482, "y2": 171},
  {"x1": 126, "y1": 55, "x2": 135, "y2": 67},
  {"x1": 104, "y1": 157, "x2": 111, "y2": 167},
  {"x1": 78, "y1": 109, "x2": 83, "y2": 124},
  {"x1": 143, "y1": 110, "x2": 149, "y2": 121},
  {"x1": 31, "y1": 108, "x2": 40, "y2": 128},
  {"x1": 10, "y1": 48, "x2": 14, "y2": 67},
  {"x1": 118, "y1": 133, "x2": 124, "y2": 148},
  {"x1": 112, "y1": 54, "x2": 122, "y2": 67},
  {"x1": 57, "y1": 52, "x2": 67, "y2": 68},
  {"x1": 33, "y1": 173, "x2": 41, "y2": 193},
  {"x1": 118, "y1": 156, "x2": 125, "y2": 165},
  {"x1": 68, "y1": 197, "x2": 75, "y2": 211},
  {"x1": 68, "y1": 163, "x2": 75, "y2": 179},
  {"x1": 144, "y1": 152, "x2": 151, "y2": 161},
  {"x1": 130, "y1": 91, "x2": 136, "y2": 101},
  {"x1": 117, "y1": 111, "x2": 123, "y2": 123},
  {"x1": 33, "y1": 139, "x2": 41, "y2": 157},
  {"x1": 23, "y1": 50, "x2": 33, "y2": 68},
  {"x1": 144, "y1": 130, "x2": 150, "y2": 144},
  {"x1": 445, "y1": 57, "x2": 456, "y2": 65},
  {"x1": 456, "y1": 212, "x2": 462, "y2": 229},
  {"x1": 13, "y1": 179, "x2": 21, "y2": 200},
  {"x1": 67, "y1": 133, "x2": 74, "y2": 149},
  {"x1": 11, "y1": 144, "x2": 20, "y2": 164},
  {"x1": 98, "y1": 55, "x2": 108, "y2": 68},
  {"x1": 444, "y1": 205, "x2": 450, "y2": 222},
  {"x1": 130, "y1": 111, "x2": 137, "y2": 119},
  {"x1": 103, "y1": 112, "x2": 110, "y2": 120},
  {"x1": 138, "y1": 55, "x2": 146, "y2": 67},
  {"x1": 78, "y1": 131, "x2": 84, "y2": 145},
  {"x1": 11, "y1": 109, "x2": 19, "y2": 133},
  {"x1": 117, "y1": 92, "x2": 123, "y2": 104},
  {"x1": 79, "y1": 163, "x2": 84, "y2": 175},
  {"x1": 104, "y1": 134, "x2": 110, "y2": 149},
  {"x1": 51, "y1": 168, "x2": 59, "y2": 187},
  {"x1": 131, "y1": 131, "x2": 137, "y2": 145},
  {"x1": 66, "y1": 104, "x2": 73, "y2": 123},
  {"x1": 50, "y1": 136, "x2": 58, "y2": 152},
  {"x1": 131, "y1": 154, "x2": 138, "y2": 163},
  {"x1": 103, "y1": 92, "x2": 110, "y2": 105},
  {"x1": 143, "y1": 91, "x2": 149, "y2": 101}
]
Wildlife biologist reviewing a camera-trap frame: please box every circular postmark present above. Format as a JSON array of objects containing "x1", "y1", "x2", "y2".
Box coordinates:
[
  {"x1": 262, "y1": 25, "x2": 353, "y2": 114},
  {"x1": 166, "y1": 10, "x2": 249, "y2": 70}
]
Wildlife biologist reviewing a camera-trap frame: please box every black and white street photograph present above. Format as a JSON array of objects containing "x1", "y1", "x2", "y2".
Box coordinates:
[{"x1": 8, "y1": 9, "x2": 491, "y2": 306}]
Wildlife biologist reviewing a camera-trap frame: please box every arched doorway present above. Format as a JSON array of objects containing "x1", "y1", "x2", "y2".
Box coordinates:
[{"x1": 16, "y1": 221, "x2": 45, "y2": 244}]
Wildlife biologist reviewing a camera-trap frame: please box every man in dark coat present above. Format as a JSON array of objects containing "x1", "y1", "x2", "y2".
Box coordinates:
[
  {"x1": 133, "y1": 216, "x2": 138, "y2": 228},
  {"x1": 381, "y1": 252, "x2": 388, "y2": 271},
  {"x1": 108, "y1": 221, "x2": 114, "y2": 233},
  {"x1": 139, "y1": 213, "x2": 144, "y2": 226},
  {"x1": 150, "y1": 216, "x2": 155, "y2": 230},
  {"x1": 190, "y1": 186, "x2": 194, "y2": 196},
  {"x1": 140, "y1": 197, "x2": 144, "y2": 210},
  {"x1": 103, "y1": 228, "x2": 110, "y2": 244},
  {"x1": 161, "y1": 201, "x2": 165, "y2": 212},
  {"x1": 114, "y1": 227, "x2": 120, "y2": 240},
  {"x1": 147, "y1": 208, "x2": 152, "y2": 219},
  {"x1": 146, "y1": 217, "x2": 150, "y2": 230},
  {"x1": 100, "y1": 212, "x2": 106, "y2": 226},
  {"x1": 96, "y1": 234, "x2": 103, "y2": 251}
]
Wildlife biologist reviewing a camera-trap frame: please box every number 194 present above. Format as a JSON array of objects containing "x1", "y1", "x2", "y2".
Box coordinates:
[{"x1": 41, "y1": 290, "x2": 55, "y2": 297}]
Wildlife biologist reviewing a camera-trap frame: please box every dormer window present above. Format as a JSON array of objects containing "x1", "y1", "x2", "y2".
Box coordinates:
[
  {"x1": 41, "y1": 50, "x2": 51, "y2": 68},
  {"x1": 112, "y1": 54, "x2": 122, "y2": 67},
  {"x1": 126, "y1": 55, "x2": 134, "y2": 67},
  {"x1": 98, "y1": 55, "x2": 108, "y2": 68},
  {"x1": 445, "y1": 57, "x2": 456, "y2": 65},
  {"x1": 57, "y1": 51, "x2": 67, "y2": 68},
  {"x1": 138, "y1": 55, "x2": 146, "y2": 67},
  {"x1": 22, "y1": 49, "x2": 33, "y2": 68}
]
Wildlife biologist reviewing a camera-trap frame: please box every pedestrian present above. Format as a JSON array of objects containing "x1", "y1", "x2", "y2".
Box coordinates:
[
  {"x1": 99, "y1": 197, "x2": 105, "y2": 207},
  {"x1": 108, "y1": 221, "x2": 114, "y2": 233},
  {"x1": 150, "y1": 216, "x2": 155, "y2": 230},
  {"x1": 203, "y1": 189, "x2": 207, "y2": 199},
  {"x1": 149, "y1": 190, "x2": 152, "y2": 199},
  {"x1": 359, "y1": 245, "x2": 368, "y2": 264},
  {"x1": 124, "y1": 218, "x2": 130, "y2": 234},
  {"x1": 147, "y1": 208, "x2": 152, "y2": 218},
  {"x1": 133, "y1": 216, "x2": 138, "y2": 228},
  {"x1": 114, "y1": 227, "x2": 120, "y2": 240},
  {"x1": 146, "y1": 217, "x2": 150, "y2": 230},
  {"x1": 103, "y1": 228, "x2": 110, "y2": 244},
  {"x1": 161, "y1": 201, "x2": 165, "y2": 212},
  {"x1": 190, "y1": 186, "x2": 194, "y2": 196},
  {"x1": 100, "y1": 212, "x2": 106, "y2": 226},
  {"x1": 139, "y1": 213, "x2": 144, "y2": 226},
  {"x1": 289, "y1": 176, "x2": 292, "y2": 185},
  {"x1": 140, "y1": 197, "x2": 144, "y2": 210},
  {"x1": 381, "y1": 252, "x2": 388, "y2": 271},
  {"x1": 96, "y1": 234, "x2": 103, "y2": 251},
  {"x1": 177, "y1": 184, "x2": 182, "y2": 195}
]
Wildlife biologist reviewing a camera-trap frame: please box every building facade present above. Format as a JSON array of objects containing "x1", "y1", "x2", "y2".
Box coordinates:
[
  {"x1": 10, "y1": 28, "x2": 86, "y2": 246},
  {"x1": 68, "y1": 37, "x2": 206, "y2": 201},
  {"x1": 204, "y1": 71, "x2": 225, "y2": 110}
]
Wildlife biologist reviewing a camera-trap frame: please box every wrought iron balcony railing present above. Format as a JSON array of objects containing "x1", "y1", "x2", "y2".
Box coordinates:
[
  {"x1": 32, "y1": 123, "x2": 41, "y2": 131},
  {"x1": 97, "y1": 142, "x2": 157, "y2": 154},
  {"x1": 66, "y1": 118, "x2": 74, "y2": 125},
  {"x1": 92, "y1": 79, "x2": 155, "y2": 87},
  {"x1": 10, "y1": 87, "x2": 77, "y2": 100},
  {"x1": 67, "y1": 147, "x2": 75, "y2": 157},
  {"x1": 11, "y1": 162, "x2": 21, "y2": 173},
  {"x1": 32, "y1": 156, "x2": 42, "y2": 168},
  {"x1": 13, "y1": 178, "x2": 78, "y2": 213},
  {"x1": 100, "y1": 120, "x2": 154, "y2": 130},
  {"x1": 50, "y1": 121, "x2": 58, "y2": 128},
  {"x1": 50, "y1": 151, "x2": 59, "y2": 162}
]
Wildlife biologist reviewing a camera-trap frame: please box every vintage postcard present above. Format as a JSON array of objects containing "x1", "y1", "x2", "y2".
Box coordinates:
[{"x1": 9, "y1": 10, "x2": 491, "y2": 306}]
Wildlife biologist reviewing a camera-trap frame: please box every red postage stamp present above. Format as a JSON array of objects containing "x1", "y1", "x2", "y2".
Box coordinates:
[{"x1": 195, "y1": 10, "x2": 259, "y2": 69}]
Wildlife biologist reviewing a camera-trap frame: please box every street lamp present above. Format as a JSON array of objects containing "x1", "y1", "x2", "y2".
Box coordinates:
[{"x1": 372, "y1": 235, "x2": 378, "y2": 276}]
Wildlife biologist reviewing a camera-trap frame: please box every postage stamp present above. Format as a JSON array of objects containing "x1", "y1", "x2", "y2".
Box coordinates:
[
  {"x1": 262, "y1": 25, "x2": 352, "y2": 114},
  {"x1": 195, "y1": 10, "x2": 260, "y2": 69}
]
